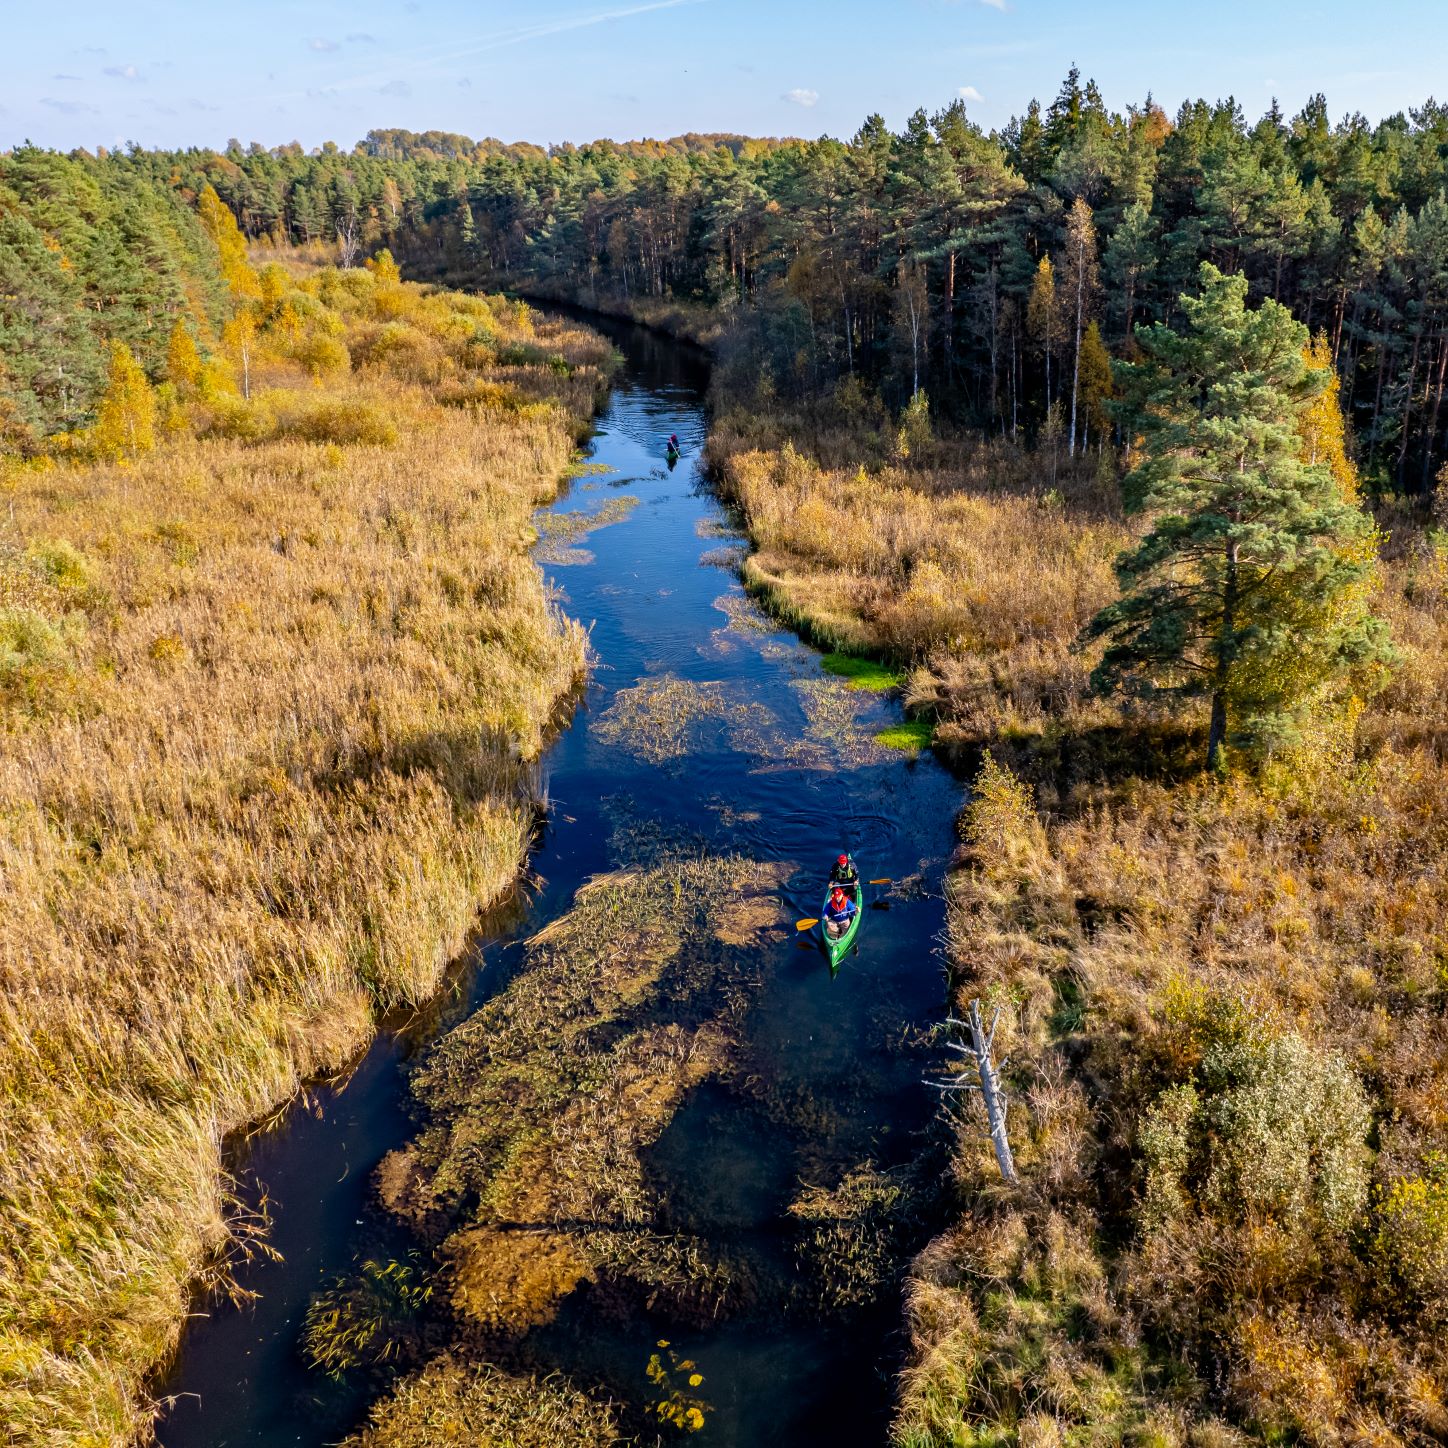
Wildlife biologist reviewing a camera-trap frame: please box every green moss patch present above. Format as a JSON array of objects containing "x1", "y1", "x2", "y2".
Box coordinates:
[
  {"x1": 821, "y1": 652, "x2": 902, "y2": 693},
  {"x1": 875, "y1": 717, "x2": 934, "y2": 753}
]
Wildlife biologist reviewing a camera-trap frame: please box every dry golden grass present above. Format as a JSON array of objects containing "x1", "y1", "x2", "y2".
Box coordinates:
[
  {"x1": 710, "y1": 408, "x2": 1129, "y2": 756},
  {"x1": 887, "y1": 535, "x2": 1448, "y2": 1447},
  {"x1": 0, "y1": 269, "x2": 611, "y2": 1445},
  {"x1": 340, "y1": 1355, "x2": 620, "y2": 1448}
]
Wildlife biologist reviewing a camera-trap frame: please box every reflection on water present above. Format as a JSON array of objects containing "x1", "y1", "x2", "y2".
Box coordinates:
[{"x1": 156, "y1": 315, "x2": 958, "y2": 1448}]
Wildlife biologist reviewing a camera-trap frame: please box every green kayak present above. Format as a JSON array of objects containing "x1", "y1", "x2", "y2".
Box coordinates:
[{"x1": 819, "y1": 880, "x2": 862, "y2": 969}]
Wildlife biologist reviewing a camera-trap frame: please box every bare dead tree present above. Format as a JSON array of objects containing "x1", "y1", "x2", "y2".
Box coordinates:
[
  {"x1": 336, "y1": 217, "x2": 361, "y2": 268},
  {"x1": 928, "y1": 999, "x2": 1018, "y2": 1185}
]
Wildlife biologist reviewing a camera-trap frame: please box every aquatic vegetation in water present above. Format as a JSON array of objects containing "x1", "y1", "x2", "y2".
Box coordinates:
[
  {"x1": 791, "y1": 676, "x2": 893, "y2": 768},
  {"x1": 303, "y1": 1255, "x2": 434, "y2": 1376},
  {"x1": 646, "y1": 1341, "x2": 710, "y2": 1434},
  {"x1": 788, "y1": 1164, "x2": 915, "y2": 1311},
  {"x1": 694, "y1": 515, "x2": 736, "y2": 540},
  {"x1": 374, "y1": 858, "x2": 786, "y2": 1335},
  {"x1": 712, "y1": 591, "x2": 778, "y2": 636},
  {"x1": 593, "y1": 674, "x2": 734, "y2": 764},
  {"x1": 699, "y1": 543, "x2": 748, "y2": 572},
  {"x1": 340, "y1": 1356, "x2": 619, "y2": 1447},
  {"x1": 536, "y1": 495, "x2": 640, "y2": 564}
]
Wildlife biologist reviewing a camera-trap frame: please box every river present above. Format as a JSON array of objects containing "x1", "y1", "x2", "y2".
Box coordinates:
[{"x1": 156, "y1": 317, "x2": 960, "y2": 1447}]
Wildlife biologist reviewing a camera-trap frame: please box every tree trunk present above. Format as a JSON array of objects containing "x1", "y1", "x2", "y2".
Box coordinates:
[
  {"x1": 1421, "y1": 327, "x2": 1448, "y2": 493},
  {"x1": 1208, "y1": 535, "x2": 1239, "y2": 774},
  {"x1": 1010, "y1": 324, "x2": 1019, "y2": 441},
  {"x1": 1398, "y1": 326, "x2": 1422, "y2": 488},
  {"x1": 945, "y1": 249, "x2": 956, "y2": 367},
  {"x1": 1070, "y1": 254, "x2": 1084, "y2": 457},
  {"x1": 1207, "y1": 690, "x2": 1228, "y2": 774}
]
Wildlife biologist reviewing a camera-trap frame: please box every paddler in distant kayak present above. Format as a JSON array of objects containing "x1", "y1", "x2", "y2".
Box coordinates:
[{"x1": 823, "y1": 884, "x2": 859, "y2": 940}]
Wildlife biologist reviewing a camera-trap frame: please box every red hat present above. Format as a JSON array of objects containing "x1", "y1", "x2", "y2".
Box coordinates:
[
  {"x1": 830, "y1": 885, "x2": 846, "y2": 898},
  {"x1": 837, "y1": 854, "x2": 848, "y2": 865}
]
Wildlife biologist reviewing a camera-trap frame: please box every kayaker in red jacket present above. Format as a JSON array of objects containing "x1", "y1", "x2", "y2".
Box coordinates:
[{"x1": 824, "y1": 885, "x2": 858, "y2": 938}]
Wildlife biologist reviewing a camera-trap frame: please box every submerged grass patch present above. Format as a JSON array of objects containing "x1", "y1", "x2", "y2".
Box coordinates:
[
  {"x1": 876, "y1": 718, "x2": 935, "y2": 754},
  {"x1": 374, "y1": 857, "x2": 787, "y2": 1337},
  {"x1": 822, "y1": 652, "x2": 903, "y2": 693},
  {"x1": 535, "y1": 495, "x2": 640, "y2": 564},
  {"x1": 593, "y1": 674, "x2": 729, "y2": 764},
  {"x1": 341, "y1": 1356, "x2": 619, "y2": 1448}
]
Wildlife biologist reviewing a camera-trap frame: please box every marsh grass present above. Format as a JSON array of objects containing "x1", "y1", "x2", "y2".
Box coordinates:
[
  {"x1": 876, "y1": 719, "x2": 936, "y2": 754},
  {"x1": 822, "y1": 652, "x2": 904, "y2": 692},
  {"x1": 0, "y1": 268, "x2": 612, "y2": 1445},
  {"x1": 340, "y1": 1355, "x2": 620, "y2": 1448}
]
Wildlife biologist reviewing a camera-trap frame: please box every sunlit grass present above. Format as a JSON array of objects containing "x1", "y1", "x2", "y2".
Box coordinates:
[
  {"x1": 875, "y1": 718, "x2": 934, "y2": 753},
  {"x1": 0, "y1": 266, "x2": 612, "y2": 1445}
]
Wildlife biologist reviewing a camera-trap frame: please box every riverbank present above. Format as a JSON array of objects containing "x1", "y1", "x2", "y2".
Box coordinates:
[
  {"x1": 0, "y1": 265, "x2": 611, "y2": 1445},
  {"x1": 694, "y1": 392, "x2": 1448, "y2": 1439}
]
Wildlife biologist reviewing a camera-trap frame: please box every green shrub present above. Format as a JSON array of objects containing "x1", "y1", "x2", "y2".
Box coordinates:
[
  {"x1": 0, "y1": 605, "x2": 84, "y2": 710},
  {"x1": 1139, "y1": 1028, "x2": 1371, "y2": 1235}
]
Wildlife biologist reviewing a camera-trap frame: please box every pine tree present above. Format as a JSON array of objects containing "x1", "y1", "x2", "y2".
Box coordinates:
[
  {"x1": 1080, "y1": 264, "x2": 1393, "y2": 771},
  {"x1": 92, "y1": 341, "x2": 157, "y2": 460}
]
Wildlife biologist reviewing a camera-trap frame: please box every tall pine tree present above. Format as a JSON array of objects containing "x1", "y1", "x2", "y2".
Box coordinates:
[{"x1": 1081, "y1": 263, "x2": 1392, "y2": 771}]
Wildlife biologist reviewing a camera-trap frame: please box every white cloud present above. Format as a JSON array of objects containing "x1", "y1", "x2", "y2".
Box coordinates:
[
  {"x1": 379, "y1": 78, "x2": 412, "y2": 98},
  {"x1": 979, "y1": 0, "x2": 1008, "y2": 9},
  {"x1": 958, "y1": 85, "x2": 984, "y2": 102},
  {"x1": 782, "y1": 87, "x2": 819, "y2": 108},
  {"x1": 42, "y1": 97, "x2": 99, "y2": 114},
  {"x1": 103, "y1": 64, "x2": 142, "y2": 80},
  {"x1": 309, "y1": 37, "x2": 340, "y2": 52},
  {"x1": 346, "y1": 33, "x2": 377, "y2": 43}
]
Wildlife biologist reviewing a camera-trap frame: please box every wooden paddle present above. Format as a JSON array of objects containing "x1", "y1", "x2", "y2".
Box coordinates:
[{"x1": 868, "y1": 878, "x2": 891, "y2": 885}]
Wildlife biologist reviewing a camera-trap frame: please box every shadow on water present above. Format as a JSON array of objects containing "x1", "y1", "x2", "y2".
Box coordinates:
[{"x1": 155, "y1": 313, "x2": 959, "y2": 1447}]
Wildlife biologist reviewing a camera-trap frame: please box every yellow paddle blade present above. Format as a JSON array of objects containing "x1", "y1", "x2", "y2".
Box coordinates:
[
  {"x1": 868, "y1": 878, "x2": 891, "y2": 885},
  {"x1": 795, "y1": 917, "x2": 820, "y2": 931}
]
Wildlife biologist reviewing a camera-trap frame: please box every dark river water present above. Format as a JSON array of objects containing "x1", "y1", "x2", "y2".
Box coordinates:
[{"x1": 156, "y1": 318, "x2": 960, "y2": 1447}]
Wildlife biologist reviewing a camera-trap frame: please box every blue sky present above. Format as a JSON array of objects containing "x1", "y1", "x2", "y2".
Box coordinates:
[{"x1": 6, "y1": 0, "x2": 1448, "y2": 153}]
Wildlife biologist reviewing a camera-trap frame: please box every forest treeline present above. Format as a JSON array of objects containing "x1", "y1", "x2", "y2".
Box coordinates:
[
  {"x1": 12, "y1": 75, "x2": 1448, "y2": 489},
  {"x1": 78, "y1": 71, "x2": 1448, "y2": 494},
  {"x1": 0, "y1": 149, "x2": 229, "y2": 440}
]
